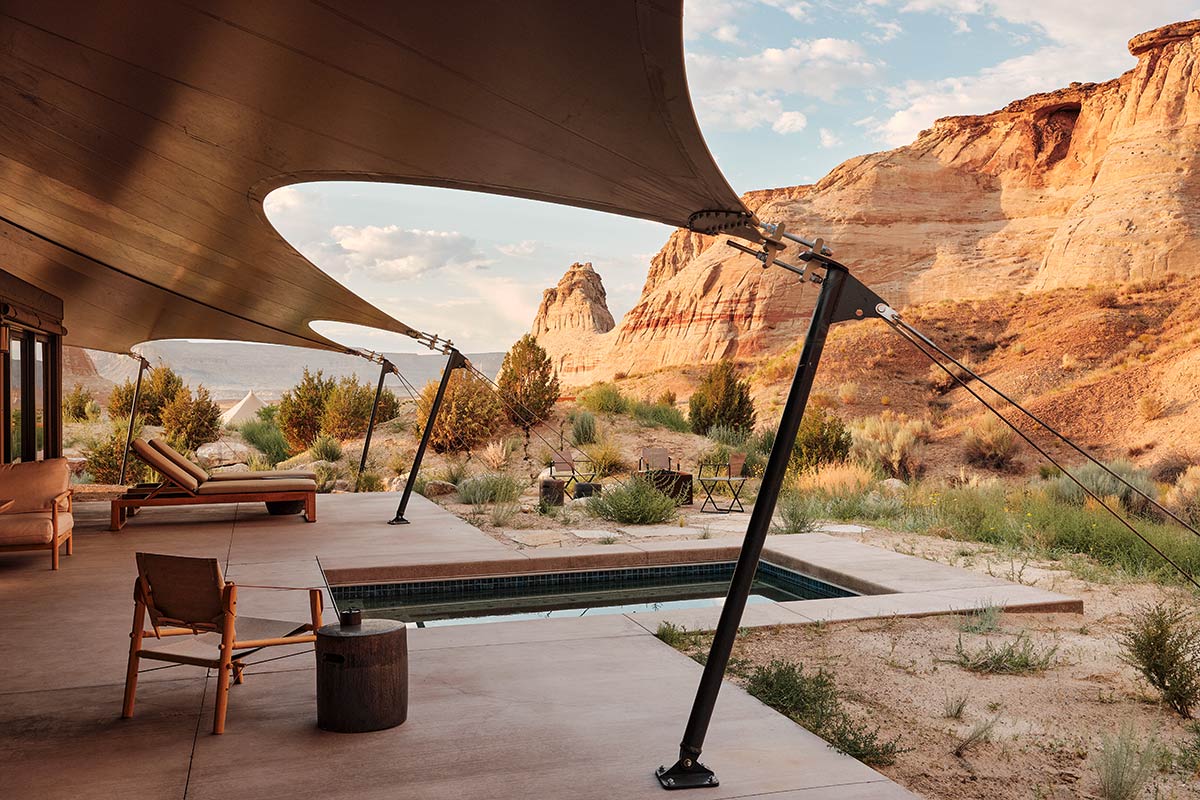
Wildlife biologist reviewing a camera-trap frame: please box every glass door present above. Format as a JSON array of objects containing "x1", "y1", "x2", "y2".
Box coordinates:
[{"x1": 8, "y1": 330, "x2": 22, "y2": 462}]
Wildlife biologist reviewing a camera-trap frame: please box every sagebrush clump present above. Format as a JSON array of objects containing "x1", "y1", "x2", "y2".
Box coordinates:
[
  {"x1": 1118, "y1": 601, "x2": 1200, "y2": 718},
  {"x1": 457, "y1": 473, "x2": 524, "y2": 505},
  {"x1": 850, "y1": 412, "x2": 929, "y2": 480},
  {"x1": 1165, "y1": 466, "x2": 1200, "y2": 526},
  {"x1": 578, "y1": 382, "x2": 627, "y2": 414},
  {"x1": 963, "y1": 416, "x2": 1020, "y2": 470},
  {"x1": 1047, "y1": 460, "x2": 1157, "y2": 517},
  {"x1": 586, "y1": 476, "x2": 676, "y2": 524},
  {"x1": 571, "y1": 411, "x2": 597, "y2": 445}
]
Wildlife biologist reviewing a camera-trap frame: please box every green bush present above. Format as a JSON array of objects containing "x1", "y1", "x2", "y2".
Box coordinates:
[
  {"x1": 572, "y1": 411, "x2": 597, "y2": 445},
  {"x1": 743, "y1": 660, "x2": 905, "y2": 766},
  {"x1": 582, "y1": 439, "x2": 627, "y2": 478},
  {"x1": 63, "y1": 383, "x2": 94, "y2": 422},
  {"x1": 1093, "y1": 724, "x2": 1161, "y2": 800},
  {"x1": 416, "y1": 369, "x2": 504, "y2": 453},
  {"x1": 457, "y1": 473, "x2": 524, "y2": 504},
  {"x1": 313, "y1": 462, "x2": 339, "y2": 493},
  {"x1": 578, "y1": 382, "x2": 628, "y2": 414},
  {"x1": 1118, "y1": 601, "x2": 1200, "y2": 718},
  {"x1": 707, "y1": 423, "x2": 747, "y2": 447},
  {"x1": 83, "y1": 420, "x2": 153, "y2": 485},
  {"x1": 752, "y1": 427, "x2": 776, "y2": 456},
  {"x1": 688, "y1": 362, "x2": 756, "y2": 436},
  {"x1": 309, "y1": 433, "x2": 343, "y2": 463},
  {"x1": 107, "y1": 364, "x2": 185, "y2": 425},
  {"x1": 320, "y1": 376, "x2": 376, "y2": 441},
  {"x1": 772, "y1": 490, "x2": 820, "y2": 534},
  {"x1": 963, "y1": 416, "x2": 1020, "y2": 470},
  {"x1": 160, "y1": 385, "x2": 222, "y2": 452},
  {"x1": 849, "y1": 412, "x2": 928, "y2": 480},
  {"x1": 790, "y1": 408, "x2": 851, "y2": 475},
  {"x1": 355, "y1": 470, "x2": 385, "y2": 493},
  {"x1": 278, "y1": 369, "x2": 335, "y2": 454},
  {"x1": 1047, "y1": 460, "x2": 1158, "y2": 517},
  {"x1": 630, "y1": 401, "x2": 689, "y2": 431},
  {"x1": 587, "y1": 476, "x2": 676, "y2": 524},
  {"x1": 239, "y1": 419, "x2": 289, "y2": 466},
  {"x1": 656, "y1": 389, "x2": 677, "y2": 407},
  {"x1": 497, "y1": 334, "x2": 560, "y2": 428},
  {"x1": 954, "y1": 633, "x2": 1058, "y2": 674},
  {"x1": 256, "y1": 404, "x2": 278, "y2": 424}
]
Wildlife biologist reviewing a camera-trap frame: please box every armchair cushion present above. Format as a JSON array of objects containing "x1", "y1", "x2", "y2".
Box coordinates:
[
  {"x1": 0, "y1": 510, "x2": 73, "y2": 545},
  {"x1": 0, "y1": 458, "x2": 70, "y2": 512}
]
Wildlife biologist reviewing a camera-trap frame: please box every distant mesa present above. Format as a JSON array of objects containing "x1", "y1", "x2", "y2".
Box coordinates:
[{"x1": 532, "y1": 20, "x2": 1200, "y2": 386}]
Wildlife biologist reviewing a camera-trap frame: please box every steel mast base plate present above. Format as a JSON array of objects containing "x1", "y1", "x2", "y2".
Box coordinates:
[{"x1": 656, "y1": 759, "x2": 719, "y2": 790}]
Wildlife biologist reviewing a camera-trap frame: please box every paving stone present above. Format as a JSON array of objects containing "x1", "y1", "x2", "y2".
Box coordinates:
[
  {"x1": 509, "y1": 529, "x2": 569, "y2": 547},
  {"x1": 619, "y1": 524, "x2": 706, "y2": 538},
  {"x1": 571, "y1": 529, "x2": 618, "y2": 540},
  {"x1": 818, "y1": 523, "x2": 869, "y2": 534}
]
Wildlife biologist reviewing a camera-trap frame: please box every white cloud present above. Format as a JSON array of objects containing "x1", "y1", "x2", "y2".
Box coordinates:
[
  {"x1": 713, "y1": 24, "x2": 741, "y2": 44},
  {"x1": 310, "y1": 225, "x2": 491, "y2": 281},
  {"x1": 263, "y1": 186, "x2": 309, "y2": 215},
  {"x1": 496, "y1": 240, "x2": 540, "y2": 257},
  {"x1": 760, "y1": 0, "x2": 813, "y2": 21},
  {"x1": 867, "y1": 21, "x2": 904, "y2": 42},
  {"x1": 819, "y1": 128, "x2": 842, "y2": 147},
  {"x1": 773, "y1": 111, "x2": 809, "y2": 134}
]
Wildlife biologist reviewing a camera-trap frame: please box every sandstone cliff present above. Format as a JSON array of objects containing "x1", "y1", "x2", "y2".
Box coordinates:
[
  {"x1": 533, "y1": 21, "x2": 1200, "y2": 386},
  {"x1": 530, "y1": 262, "x2": 615, "y2": 382}
]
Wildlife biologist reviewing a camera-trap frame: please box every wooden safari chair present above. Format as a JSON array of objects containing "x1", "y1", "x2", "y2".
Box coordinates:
[
  {"x1": 549, "y1": 453, "x2": 597, "y2": 497},
  {"x1": 638, "y1": 446, "x2": 676, "y2": 472},
  {"x1": 122, "y1": 552, "x2": 323, "y2": 734},
  {"x1": 111, "y1": 439, "x2": 317, "y2": 531},
  {"x1": 697, "y1": 453, "x2": 748, "y2": 514}
]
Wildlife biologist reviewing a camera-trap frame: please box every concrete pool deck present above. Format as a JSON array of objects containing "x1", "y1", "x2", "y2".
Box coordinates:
[{"x1": 0, "y1": 493, "x2": 1080, "y2": 799}]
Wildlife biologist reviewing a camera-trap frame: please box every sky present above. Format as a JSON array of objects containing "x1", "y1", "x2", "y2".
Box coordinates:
[{"x1": 266, "y1": 0, "x2": 1197, "y2": 355}]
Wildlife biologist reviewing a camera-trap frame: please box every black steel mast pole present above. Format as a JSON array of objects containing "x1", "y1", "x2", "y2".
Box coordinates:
[
  {"x1": 356, "y1": 358, "x2": 390, "y2": 492},
  {"x1": 389, "y1": 349, "x2": 464, "y2": 524},
  {"x1": 657, "y1": 264, "x2": 852, "y2": 790},
  {"x1": 118, "y1": 356, "x2": 148, "y2": 485}
]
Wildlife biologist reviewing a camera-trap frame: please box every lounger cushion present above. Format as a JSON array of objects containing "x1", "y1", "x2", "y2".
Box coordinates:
[
  {"x1": 0, "y1": 511, "x2": 73, "y2": 545},
  {"x1": 148, "y1": 438, "x2": 209, "y2": 484},
  {"x1": 0, "y1": 458, "x2": 69, "y2": 512},
  {"x1": 207, "y1": 469, "x2": 318, "y2": 481},
  {"x1": 195, "y1": 478, "x2": 316, "y2": 495},
  {"x1": 132, "y1": 439, "x2": 199, "y2": 493}
]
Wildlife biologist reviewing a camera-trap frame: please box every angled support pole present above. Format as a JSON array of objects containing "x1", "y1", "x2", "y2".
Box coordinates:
[
  {"x1": 356, "y1": 358, "x2": 392, "y2": 492},
  {"x1": 389, "y1": 349, "x2": 465, "y2": 525},
  {"x1": 118, "y1": 355, "x2": 150, "y2": 485},
  {"x1": 656, "y1": 239, "x2": 887, "y2": 790}
]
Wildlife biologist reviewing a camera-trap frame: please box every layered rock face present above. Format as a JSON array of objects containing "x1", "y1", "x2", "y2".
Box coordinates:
[
  {"x1": 530, "y1": 262, "x2": 615, "y2": 382},
  {"x1": 534, "y1": 21, "x2": 1200, "y2": 385}
]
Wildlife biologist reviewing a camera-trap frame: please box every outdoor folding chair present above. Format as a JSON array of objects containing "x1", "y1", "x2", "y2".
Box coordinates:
[
  {"x1": 638, "y1": 446, "x2": 676, "y2": 472},
  {"x1": 549, "y1": 454, "x2": 597, "y2": 497},
  {"x1": 122, "y1": 552, "x2": 323, "y2": 734},
  {"x1": 697, "y1": 453, "x2": 748, "y2": 514}
]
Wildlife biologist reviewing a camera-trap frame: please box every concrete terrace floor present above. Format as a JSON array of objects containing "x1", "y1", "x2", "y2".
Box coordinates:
[{"x1": 0, "y1": 493, "x2": 1074, "y2": 800}]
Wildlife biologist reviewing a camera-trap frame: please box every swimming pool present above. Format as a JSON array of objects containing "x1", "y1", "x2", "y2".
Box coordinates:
[{"x1": 332, "y1": 561, "x2": 856, "y2": 627}]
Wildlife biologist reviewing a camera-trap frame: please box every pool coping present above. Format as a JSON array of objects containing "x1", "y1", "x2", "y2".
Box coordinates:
[{"x1": 321, "y1": 531, "x2": 1083, "y2": 629}]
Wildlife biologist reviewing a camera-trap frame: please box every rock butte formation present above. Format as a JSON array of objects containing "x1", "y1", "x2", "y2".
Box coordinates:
[{"x1": 534, "y1": 21, "x2": 1200, "y2": 386}]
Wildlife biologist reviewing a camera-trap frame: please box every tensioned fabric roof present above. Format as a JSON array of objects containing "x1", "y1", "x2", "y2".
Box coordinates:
[{"x1": 0, "y1": 1, "x2": 752, "y2": 354}]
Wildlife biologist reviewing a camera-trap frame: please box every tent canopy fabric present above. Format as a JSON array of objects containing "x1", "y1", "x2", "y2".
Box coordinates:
[
  {"x1": 220, "y1": 391, "x2": 266, "y2": 428},
  {"x1": 0, "y1": 1, "x2": 752, "y2": 354}
]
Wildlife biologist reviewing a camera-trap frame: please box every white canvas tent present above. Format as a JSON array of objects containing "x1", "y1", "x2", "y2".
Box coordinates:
[{"x1": 220, "y1": 391, "x2": 266, "y2": 428}]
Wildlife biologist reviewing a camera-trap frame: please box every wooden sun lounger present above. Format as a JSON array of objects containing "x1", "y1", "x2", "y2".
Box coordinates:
[{"x1": 111, "y1": 439, "x2": 317, "y2": 531}]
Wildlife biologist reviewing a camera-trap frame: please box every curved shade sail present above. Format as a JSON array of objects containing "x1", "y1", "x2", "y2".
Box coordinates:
[{"x1": 0, "y1": 0, "x2": 751, "y2": 353}]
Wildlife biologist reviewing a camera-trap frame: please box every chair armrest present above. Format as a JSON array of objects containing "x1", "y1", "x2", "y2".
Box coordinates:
[
  {"x1": 233, "y1": 584, "x2": 325, "y2": 631},
  {"x1": 53, "y1": 489, "x2": 72, "y2": 512},
  {"x1": 0, "y1": 499, "x2": 14, "y2": 514}
]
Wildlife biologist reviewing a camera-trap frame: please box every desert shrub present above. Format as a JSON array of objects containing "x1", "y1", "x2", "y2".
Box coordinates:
[
  {"x1": 953, "y1": 716, "x2": 998, "y2": 758},
  {"x1": 752, "y1": 427, "x2": 776, "y2": 456},
  {"x1": 160, "y1": 386, "x2": 222, "y2": 452},
  {"x1": 1118, "y1": 601, "x2": 1200, "y2": 718},
  {"x1": 488, "y1": 501, "x2": 519, "y2": 527},
  {"x1": 794, "y1": 462, "x2": 876, "y2": 497},
  {"x1": 578, "y1": 382, "x2": 627, "y2": 414},
  {"x1": 278, "y1": 369, "x2": 335, "y2": 454},
  {"x1": 1093, "y1": 724, "x2": 1160, "y2": 800},
  {"x1": 245, "y1": 453, "x2": 274, "y2": 472},
  {"x1": 790, "y1": 407, "x2": 852, "y2": 475},
  {"x1": 320, "y1": 375, "x2": 376, "y2": 440},
  {"x1": 1047, "y1": 460, "x2": 1157, "y2": 517},
  {"x1": 942, "y1": 693, "x2": 968, "y2": 720},
  {"x1": 963, "y1": 416, "x2": 1020, "y2": 470},
  {"x1": 655, "y1": 622, "x2": 705, "y2": 649},
  {"x1": 479, "y1": 438, "x2": 516, "y2": 470},
  {"x1": 927, "y1": 356, "x2": 975, "y2": 393},
  {"x1": 63, "y1": 383, "x2": 94, "y2": 422},
  {"x1": 457, "y1": 473, "x2": 524, "y2": 504},
  {"x1": 1061, "y1": 353, "x2": 1079, "y2": 371},
  {"x1": 1138, "y1": 394, "x2": 1167, "y2": 421},
  {"x1": 415, "y1": 369, "x2": 504, "y2": 453},
  {"x1": 239, "y1": 419, "x2": 290, "y2": 466},
  {"x1": 571, "y1": 411, "x2": 597, "y2": 445},
  {"x1": 586, "y1": 476, "x2": 676, "y2": 524},
  {"x1": 497, "y1": 334, "x2": 560, "y2": 428},
  {"x1": 376, "y1": 389, "x2": 401, "y2": 423},
  {"x1": 387, "y1": 449, "x2": 413, "y2": 476},
  {"x1": 773, "y1": 491, "x2": 820, "y2": 534},
  {"x1": 582, "y1": 439, "x2": 627, "y2": 477},
  {"x1": 1164, "y1": 466, "x2": 1200, "y2": 526},
  {"x1": 1151, "y1": 452, "x2": 1194, "y2": 484},
  {"x1": 707, "y1": 423, "x2": 747, "y2": 447},
  {"x1": 743, "y1": 660, "x2": 905, "y2": 766},
  {"x1": 850, "y1": 412, "x2": 928, "y2": 480},
  {"x1": 958, "y1": 604, "x2": 1004, "y2": 634},
  {"x1": 1175, "y1": 723, "x2": 1200, "y2": 774},
  {"x1": 83, "y1": 420, "x2": 153, "y2": 485},
  {"x1": 1093, "y1": 288, "x2": 1121, "y2": 308},
  {"x1": 256, "y1": 404, "x2": 278, "y2": 424},
  {"x1": 656, "y1": 389, "x2": 677, "y2": 407},
  {"x1": 954, "y1": 633, "x2": 1057, "y2": 674},
  {"x1": 837, "y1": 382, "x2": 859, "y2": 404},
  {"x1": 688, "y1": 362, "x2": 756, "y2": 436},
  {"x1": 355, "y1": 470, "x2": 385, "y2": 493},
  {"x1": 107, "y1": 364, "x2": 185, "y2": 425},
  {"x1": 809, "y1": 392, "x2": 837, "y2": 409},
  {"x1": 309, "y1": 433, "x2": 343, "y2": 463},
  {"x1": 630, "y1": 401, "x2": 689, "y2": 431},
  {"x1": 436, "y1": 456, "x2": 472, "y2": 485},
  {"x1": 313, "y1": 462, "x2": 339, "y2": 493}
]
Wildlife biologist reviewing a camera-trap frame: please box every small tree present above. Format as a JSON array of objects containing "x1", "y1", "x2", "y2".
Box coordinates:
[
  {"x1": 688, "y1": 361, "x2": 756, "y2": 436},
  {"x1": 63, "y1": 383, "x2": 94, "y2": 422},
  {"x1": 320, "y1": 376, "x2": 376, "y2": 441},
  {"x1": 83, "y1": 419, "x2": 153, "y2": 485},
  {"x1": 161, "y1": 385, "x2": 222, "y2": 451},
  {"x1": 416, "y1": 369, "x2": 504, "y2": 453},
  {"x1": 106, "y1": 363, "x2": 185, "y2": 425},
  {"x1": 789, "y1": 408, "x2": 852, "y2": 475},
  {"x1": 497, "y1": 334, "x2": 560, "y2": 429},
  {"x1": 278, "y1": 368, "x2": 335, "y2": 454}
]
